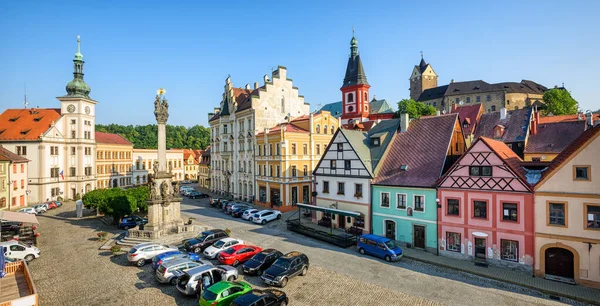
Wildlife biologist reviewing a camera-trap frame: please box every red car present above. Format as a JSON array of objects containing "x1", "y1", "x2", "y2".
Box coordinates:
[
  {"x1": 217, "y1": 245, "x2": 262, "y2": 266},
  {"x1": 46, "y1": 202, "x2": 58, "y2": 209}
]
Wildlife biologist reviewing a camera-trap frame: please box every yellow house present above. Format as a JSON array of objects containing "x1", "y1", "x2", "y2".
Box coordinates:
[
  {"x1": 533, "y1": 125, "x2": 600, "y2": 288},
  {"x1": 0, "y1": 146, "x2": 30, "y2": 210},
  {"x1": 255, "y1": 111, "x2": 338, "y2": 212},
  {"x1": 183, "y1": 149, "x2": 199, "y2": 181},
  {"x1": 198, "y1": 146, "x2": 211, "y2": 188},
  {"x1": 95, "y1": 132, "x2": 133, "y2": 189}
]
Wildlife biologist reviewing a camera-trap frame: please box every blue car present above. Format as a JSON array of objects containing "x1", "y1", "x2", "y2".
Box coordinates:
[
  {"x1": 119, "y1": 216, "x2": 148, "y2": 230},
  {"x1": 151, "y1": 251, "x2": 201, "y2": 270},
  {"x1": 357, "y1": 234, "x2": 403, "y2": 262}
]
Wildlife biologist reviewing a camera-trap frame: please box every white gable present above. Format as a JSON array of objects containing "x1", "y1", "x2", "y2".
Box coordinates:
[{"x1": 314, "y1": 131, "x2": 371, "y2": 178}]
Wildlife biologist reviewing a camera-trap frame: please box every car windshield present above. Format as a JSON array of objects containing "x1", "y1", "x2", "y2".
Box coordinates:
[
  {"x1": 202, "y1": 290, "x2": 218, "y2": 301},
  {"x1": 384, "y1": 240, "x2": 397, "y2": 249},
  {"x1": 213, "y1": 241, "x2": 225, "y2": 248},
  {"x1": 196, "y1": 233, "x2": 209, "y2": 240},
  {"x1": 129, "y1": 248, "x2": 137, "y2": 254},
  {"x1": 251, "y1": 253, "x2": 267, "y2": 263},
  {"x1": 222, "y1": 248, "x2": 235, "y2": 255},
  {"x1": 272, "y1": 258, "x2": 291, "y2": 269}
]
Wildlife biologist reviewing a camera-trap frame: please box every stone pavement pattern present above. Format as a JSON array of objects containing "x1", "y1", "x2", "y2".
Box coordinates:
[{"x1": 28, "y1": 202, "x2": 444, "y2": 306}]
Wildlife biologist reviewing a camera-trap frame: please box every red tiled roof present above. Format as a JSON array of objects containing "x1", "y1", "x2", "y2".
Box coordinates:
[
  {"x1": 256, "y1": 122, "x2": 309, "y2": 136},
  {"x1": 95, "y1": 132, "x2": 132, "y2": 145},
  {"x1": 452, "y1": 103, "x2": 483, "y2": 135},
  {"x1": 0, "y1": 145, "x2": 29, "y2": 163},
  {"x1": 479, "y1": 137, "x2": 528, "y2": 182},
  {"x1": 0, "y1": 108, "x2": 61, "y2": 141},
  {"x1": 538, "y1": 113, "x2": 599, "y2": 124},
  {"x1": 535, "y1": 124, "x2": 600, "y2": 188},
  {"x1": 374, "y1": 114, "x2": 459, "y2": 187},
  {"x1": 341, "y1": 121, "x2": 377, "y2": 131},
  {"x1": 525, "y1": 121, "x2": 586, "y2": 154}
]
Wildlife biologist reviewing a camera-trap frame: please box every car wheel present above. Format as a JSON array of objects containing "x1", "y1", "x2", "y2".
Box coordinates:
[
  {"x1": 248, "y1": 217, "x2": 253, "y2": 222},
  {"x1": 277, "y1": 214, "x2": 282, "y2": 219},
  {"x1": 227, "y1": 275, "x2": 235, "y2": 282},
  {"x1": 123, "y1": 226, "x2": 129, "y2": 230},
  {"x1": 261, "y1": 220, "x2": 267, "y2": 225},
  {"x1": 280, "y1": 301, "x2": 287, "y2": 306},
  {"x1": 300, "y1": 266, "x2": 308, "y2": 276},
  {"x1": 359, "y1": 248, "x2": 365, "y2": 255},
  {"x1": 233, "y1": 260, "x2": 239, "y2": 266},
  {"x1": 194, "y1": 247, "x2": 201, "y2": 254},
  {"x1": 24, "y1": 254, "x2": 35, "y2": 262},
  {"x1": 280, "y1": 277, "x2": 288, "y2": 288},
  {"x1": 170, "y1": 277, "x2": 177, "y2": 285},
  {"x1": 136, "y1": 259, "x2": 146, "y2": 267},
  {"x1": 384, "y1": 255, "x2": 391, "y2": 262}
]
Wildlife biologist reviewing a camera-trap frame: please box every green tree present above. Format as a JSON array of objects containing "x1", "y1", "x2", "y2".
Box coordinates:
[
  {"x1": 125, "y1": 186, "x2": 150, "y2": 212},
  {"x1": 542, "y1": 88, "x2": 578, "y2": 115},
  {"x1": 95, "y1": 123, "x2": 210, "y2": 149},
  {"x1": 395, "y1": 99, "x2": 437, "y2": 119}
]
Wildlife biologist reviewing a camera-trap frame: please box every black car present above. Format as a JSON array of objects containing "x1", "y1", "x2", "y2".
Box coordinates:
[
  {"x1": 231, "y1": 289, "x2": 289, "y2": 306},
  {"x1": 260, "y1": 251, "x2": 309, "y2": 288},
  {"x1": 242, "y1": 249, "x2": 283, "y2": 276},
  {"x1": 232, "y1": 207, "x2": 252, "y2": 218},
  {"x1": 189, "y1": 192, "x2": 209, "y2": 199},
  {"x1": 182, "y1": 229, "x2": 229, "y2": 254}
]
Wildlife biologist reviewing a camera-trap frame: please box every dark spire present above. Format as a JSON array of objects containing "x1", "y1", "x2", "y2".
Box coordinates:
[
  {"x1": 418, "y1": 52, "x2": 428, "y2": 73},
  {"x1": 342, "y1": 35, "x2": 368, "y2": 88},
  {"x1": 65, "y1": 35, "x2": 91, "y2": 98}
]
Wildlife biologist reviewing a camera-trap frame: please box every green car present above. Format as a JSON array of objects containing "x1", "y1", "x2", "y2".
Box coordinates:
[{"x1": 200, "y1": 281, "x2": 252, "y2": 306}]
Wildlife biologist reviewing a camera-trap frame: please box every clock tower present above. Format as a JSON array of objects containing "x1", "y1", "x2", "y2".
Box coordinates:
[{"x1": 340, "y1": 34, "x2": 370, "y2": 124}]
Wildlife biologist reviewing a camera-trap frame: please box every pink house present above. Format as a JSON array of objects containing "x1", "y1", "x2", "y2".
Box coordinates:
[{"x1": 437, "y1": 137, "x2": 534, "y2": 272}]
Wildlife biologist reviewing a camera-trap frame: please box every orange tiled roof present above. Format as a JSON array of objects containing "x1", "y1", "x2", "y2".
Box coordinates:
[
  {"x1": 538, "y1": 113, "x2": 599, "y2": 124},
  {"x1": 479, "y1": 137, "x2": 528, "y2": 183},
  {"x1": 95, "y1": 132, "x2": 132, "y2": 145},
  {"x1": 0, "y1": 108, "x2": 61, "y2": 141}
]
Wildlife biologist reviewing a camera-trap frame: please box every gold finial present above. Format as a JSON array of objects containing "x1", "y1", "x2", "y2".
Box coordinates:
[{"x1": 157, "y1": 88, "x2": 166, "y2": 96}]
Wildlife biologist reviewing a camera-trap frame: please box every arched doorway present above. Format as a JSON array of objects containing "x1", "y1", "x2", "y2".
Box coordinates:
[
  {"x1": 85, "y1": 184, "x2": 91, "y2": 193},
  {"x1": 545, "y1": 248, "x2": 574, "y2": 279},
  {"x1": 112, "y1": 179, "x2": 118, "y2": 188}
]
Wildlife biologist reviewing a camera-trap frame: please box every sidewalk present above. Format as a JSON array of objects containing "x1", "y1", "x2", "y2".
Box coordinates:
[{"x1": 402, "y1": 247, "x2": 600, "y2": 305}]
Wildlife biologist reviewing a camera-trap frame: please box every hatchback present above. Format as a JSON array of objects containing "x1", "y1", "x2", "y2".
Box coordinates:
[
  {"x1": 155, "y1": 258, "x2": 209, "y2": 285},
  {"x1": 232, "y1": 207, "x2": 251, "y2": 218},
  {"x1": 252, "y1": 210, "x2": 282, "y2": 225},
  {"x1": 242, "y1": 209, "x2": 259, "y2": 221},
  {"x1": 203, "y1": 238, "x2": 244, "y2": 259},
  {"x1": 33, "y1": 204, "x2": 47, "y2": 214},
  {"x1": 218, "y1": 245, "x2": 262, "y2": 266},
  {"x1": 127, "y1": 243, "x2": 178, "y2": 267},
  {"x1": 1, "y1": 241, "x2": 40, "y2": 262},
  {"x1": 46, "y1": 202, "x2": 58, "y2": 209},
  {"x1": 199, "y1": 281, "x2": 252, "y2": 306},
  {"x1": 17, "y1": 208, "x2": 37, "y2": 215},
  {"x1": 231, "y1": 289, "x2": 289, "y2": 306}
]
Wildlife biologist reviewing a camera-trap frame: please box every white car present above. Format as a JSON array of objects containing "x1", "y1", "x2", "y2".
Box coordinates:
[
  {"x1": 17, "y1": 207, "x2": 37, "y2": 215},
  {"x1": 127, "y1": 243, "x2": 179, "y2": 267},
  {"x1": 33, "y1": 204, "x2": 47, "y2": 214},
  {"x1": 242, "y1": 209, "x2": 260, "y2": 221},
  {"x1": 1, "y1": 241, "x2": 40, "y2": 262},
  {"x1": 203, "y1": 238, "x2": 244, "y2": 259},
  {"x1": 251, "y1": 210, "x2": 282, "y2": 225}
]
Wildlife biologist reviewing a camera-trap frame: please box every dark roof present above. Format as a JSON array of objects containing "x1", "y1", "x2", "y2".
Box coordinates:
[
  {"x1": 95, "y1": 132, "x2": 132, "y2": 146},
  {"x1": 446, "y1": 80, "x2": 495, "y2": 96},
  {"x1": 474, "y1": 108, "x2": 532, "y2": 142},
  {"x1": 374, "y1": 114, "x2": 458, "y2": 187},
  {"x1": 418, "y1": 58, "x2": 428, "y2": 73},
  {"x1": 479, "y1": 137, "x2": 528, "y2": 183},
  {"x1": 417, "y1": 85, "x2": 448, "y2": 102},
  {"x1": 342, "y1": 39, "x2": 368, "y2": 88},
  {"x1": 209, "y1": 87, "x2": 260, "y2": 121},
  {"x1": 452, "y1": 104, "x2": 483, "y2": 135},
  {"x1": 0, "y1": 146, "x2": 29, "y2": 163},
  {"x1": 235, "y1": 87, "x2": 262, "y2": 112},
  {"x1": 525, "y1": 121, "x2": 586, "y2": 154},
  {"x1": 369, "y1": 99, "x2": 394, "y2": 115},
  {"x1": 535, "y1": 124, "x2": 600, "y2": 188}
]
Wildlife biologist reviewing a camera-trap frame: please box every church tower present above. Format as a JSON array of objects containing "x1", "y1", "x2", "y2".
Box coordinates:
[
  {"x1": 340, "y1": 35, "x2": 370, "y2": 124},
  {"x1": 409, "y1": 54, "x2": 438, "y2": 101}
]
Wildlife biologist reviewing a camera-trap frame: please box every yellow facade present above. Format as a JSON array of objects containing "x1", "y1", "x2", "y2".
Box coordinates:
[
  {"x1": 198, "y1": 147, "x2": 211, "y2": 188},
  {"x1": 523, "y1": 153, "x2": 559, "y2": 162},
  {"x1": 183, "y1": 150, "x2": 199, "y2": 180},
  {"x1": 255, "y1": 111, "x2": 338, "y2": 212},
  {"x1": 96, "y1": 142, "x2": 133, "y2": 189}
]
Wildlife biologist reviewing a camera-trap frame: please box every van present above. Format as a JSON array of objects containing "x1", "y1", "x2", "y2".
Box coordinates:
[
  {"x1": 1, "y1": 241, "x2": 40, "y2": 262},
  {"x1": 357, "y1": 234, "x2": 403, "y2": 262}
]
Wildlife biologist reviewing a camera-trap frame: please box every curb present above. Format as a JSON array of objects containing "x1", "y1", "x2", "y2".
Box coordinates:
[{"x1": 404, "y1": 254, "x2": 599, "y2": 306}]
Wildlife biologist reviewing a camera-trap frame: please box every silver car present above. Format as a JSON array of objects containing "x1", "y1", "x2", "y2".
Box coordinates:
[
  {"x1": 174, "y1": 265, "x2": 238, "y2": 296},
  {"x1": 33, "y1": 204, "x2": 47, "y2": 214},
  {"x1": 155, "y1": 258, "x2": 211, "y2": 285},
  {"x1": 127, "y1": 243, "x2": 178, "y2": 267},
  {"x1": 242, "y1": 209, "x2": 260, "y2": 221}
]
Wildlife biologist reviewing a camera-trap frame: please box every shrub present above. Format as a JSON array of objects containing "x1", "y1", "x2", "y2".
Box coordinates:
[
  {"x1": 225, "y1": 228, "x2": 231, "y2": 236},
  {"x1": 74, "y1": 193, "x2": 81, "y2": 201},
  {"x1": 111, "y1": 245, "x2": 121, "y2": 254},
  {"x1": 97, "y1": 231, "x2": 108, "y2": 241},
  {"x1": 57, "y1": 196, "x2": 64, "y2": 202}
]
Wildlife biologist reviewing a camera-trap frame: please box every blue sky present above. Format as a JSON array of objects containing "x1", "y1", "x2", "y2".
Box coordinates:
[{"x1": 1, "y1": 0, "x2": 598, "y2": 127}]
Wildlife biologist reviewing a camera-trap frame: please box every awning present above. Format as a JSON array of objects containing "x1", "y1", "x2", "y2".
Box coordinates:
[
  {"x1": 0, "y1": 211, "x2": 40, "y2": 225},
  {"x1": 295, "y1": 203, "x2": 361, "y2": 218},
  {"x1": 472, "y1": 232, "x2": 489, "y2": 238}
]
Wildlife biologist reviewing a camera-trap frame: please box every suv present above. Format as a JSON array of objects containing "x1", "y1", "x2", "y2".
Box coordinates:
[
  {"x1": 127, "y1": 243, "x2": 178, "y2": 267},
  {"x1": 174, "y1": 265, "x2": 238, "y2": 296},
  {"x1": 155, "y1": 258, "x2": 208, "y2": 285},
  {"x1": 252, "y1": 210, "x2": 282, "y2": 225},
  {"x1": 242, "y1": 249, "x2": 283, "y2": 276},
  {"x1": 231, "y1": 289, "x2": 289, "y2": 306},
  {"x1": 261, "y1": 251, "x2": 309, "y2": 288},
  {"x1": 183, "y1": 229, "x2": 229, "y2": 254}
]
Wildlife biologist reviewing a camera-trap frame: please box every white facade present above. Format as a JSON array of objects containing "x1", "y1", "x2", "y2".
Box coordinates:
[
  {"x1": 210, "y1": 66, "x2": 310, "y2": 201},
  {"x1": 132, "y1": 149, "x2": 184, "y2": 184}
]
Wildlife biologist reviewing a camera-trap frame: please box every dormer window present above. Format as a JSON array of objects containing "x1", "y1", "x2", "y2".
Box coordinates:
[
  {"x1": 8, "y1": 117, "x2": 19, "y2": 122},
  {"x1": 371, "y1": 137, "x2": 380, "y2": 146},
  {"x1": 494, "y1": 125, "x2": 505, "y2": 138},
  {"x1": 400, "y1": 165, "x2": 408, "y2": 171},
  {"x1": 20, "y1": 129, "x2": 30, "y2": 135},
  {"x1": 33, "y1": 117, "x2": 43, "y2": 122},
  {"x1": 463, "y1": 118, "x2": 471, "y2": 129}
]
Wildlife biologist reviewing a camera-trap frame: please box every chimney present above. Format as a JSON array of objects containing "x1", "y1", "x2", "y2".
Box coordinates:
[
  {"x1": 587, "y1": 111, "x2": 594, "y2": 128},
  {"x1": 451, "y1": 103, "x2": 458, "y2": 112},
  {"x1": 400, "y1": 113, "x2": 409, "y2": 132},
  {"x1": 436, "y1": 110, "x2": 441, "y2": 116},
  {"x1": 245, "y1": 83, "x2": 250, "y2": 90},
  {"x1": 578, "y1": 112, "x2": 584, "y2": 120},
  {"x1": 450, "y1": 79, "x2": 454, "y2": 83},
  {"x1": 264, "y1": 74, "x2": 269, "y2": 83},
  {"x1": 254, "y1": 82, "x2": 259, "y2": 90},
  {"x1": 373, "y1": 95, "x2": 377, "y2": 101},
  {"x1": 500, "y1": 107, "x2": 507, "y2": 120},
  {"x1": 531, "y1": 108, "x2": 539, "y2": 135}
]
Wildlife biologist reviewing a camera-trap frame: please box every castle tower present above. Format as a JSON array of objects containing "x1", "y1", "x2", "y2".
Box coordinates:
[
  {"x1": 409, "y1": 53, "x2": 438, "y2": 101},
  {"x1": 340, "y1": 35, "x2": 371, "y2": 124}
]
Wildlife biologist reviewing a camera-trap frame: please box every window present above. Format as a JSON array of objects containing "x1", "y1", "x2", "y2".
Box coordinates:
[
  {"x1": 455, "y1": 98, "x2": 459, "y2": 103},
  {"x1": 269, "y1": 144, "x2": 273, "y2": 156},
  {"x1": 531, "y1": 157, "x2": 541, "y2": 162},
  {"x1": 348, "y1": 105, "x2": 354, "y2": 112},
  {"x1": 323, "y1": 181, "x2": 329, "y2": 193},
  {"x1": 330, "y1": 126, "x2": 334, "y2": 134},
  {"x1": 85, "y1": 167, "x2": 92, "y2": 176},
  {"x1": 20, "y1": 179, "x2": 24, "y2": 189},
  {"x1": 71, "y1": 147, "x2": 76, "y2": 155},
  {"x1": 433, "y1": 102, "x2": 437, "y2": 107},
  {"x1": 447, "y1": 199, "x2": 459, "y2": 216},
  {"x1": 348, "y1": 93, "x2": 354, "y2": 103},
  {"x1": 316, "y1": 125, "x2": 320, "y2": 134},
  {"x1": 371, "y1": 138, "x2": 380, "y2": 146},
  {"x1": 548, "y1": 202, "x2": 566, "y2": 226},
  {"x1": 501, "y1": 240, "x2": 518, "y2": 262},
  {"x1": 71, "y1": 130, "x2": 76, "y2": 139},
  {"x1": 269, "y1": 166, "x2": 273, "y2": 177},
  {"x1": 323, "y1": 125, "x2": 328, "y2": 134},
  {"x1": 50, "y1": 167, "x2": 59, "y2": 178},
  {"x1": 316, "y1": 144, "x2": 321, "y2": 155},
  {"x1": 276, "y1": 144, "x2": 281, "y2": 156},
  {"x1": 303, "y1": 144, "x2": 307, "y2": 155},
  {"x1": 586, "y1": 204, "x2": 600, "y2": 230},
  {"x1": 506, "y1": 100, "x2": 510, "y2": 105},
  {"x1": 574, "y1": 166, "x2": 590, "y2": 181},
  {"x1": 303, "y1": 165, "x2": 308, "y2": 177},
  {"x1": 20, "y1": 164, "x2": 24, "y2": 173},
  {"x1": 473, "y1": 201, "x2": 487, "y2": 218},
  {"x1": 70, "y1": 119, "x2": 76, "y2": 124},
  {"x1": 50, "y1": 146, "x2": 59, "y2": 155},
  {"x1": 223, "y1": 125, "x2": 228, "y2": 134},
  {"x1": 414, "y1": 195, "x2": 424, "y2": 211},
  {"x1": 396, "y1": 194, "x2": 406, "y2": 209},
  {"x1": 446, "y1": 232, "x2": 461, "y2": 252},
  {"x1": 476, "y1": 96, "x2": 481, "y2": 102},
  {"x1": 469, "y1": 166, "x2": 492, "y2": 176},
  {"x1": 85, "y1": 147, "x2": 91, "y2": 155},
  {"x1": 69, "y1": 167, "x2": 76, "y2": 177},
  {"x1": 486, "y1": 95, "x2": 491, "y2": 101},
  {"x1": 337, "y1": 143, "x2": 343, "y2": 152},
  {"x1": 337, "y1": 182, "x2": 345, "y2": 195},
  {"x1": 16, "y1": 146, "x2": 27, "y2": 156},
  {"x1": 354, "y1": 184, "x2": 363, "y2": 198},
  {"x1": 291, "y1": 166, "x2": 297, "y2": 177},
  {"x1": 364, "y1": 92, "x2": 368, "y2": 101},
  {"x1": 381, "y1": 193, "x2": 390, "y2": 207},
  {"x1": 281, "y1": 96, "x2": 285, "y2": 113},
  {"x1": 466, "y1": 97, "x2": 471, "y2": 103},
  {"x1": 330, "y1": 160, "x2": 336, "y2": 169},
  {"x1": 291, "y1": 143, "x2": 296, "y2": 155},
  {"x1": 257, "y1": 145, "x2": 261, "y2": 156},
  {"x1": 491, "y1": 105, "x2": 496, "y2": 112},
  {"x1": 276, "y1": 166, "x2": 280, "y2": 177},
  {"x1": 344, "y1": 160, "x2": 351, "y2": 170},
  {"x1": 502, "y1": 203, "x2": 518, "y2": 221}
]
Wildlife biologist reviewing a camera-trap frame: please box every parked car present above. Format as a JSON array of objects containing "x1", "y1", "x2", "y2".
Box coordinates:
[
  {"x1": 200, "y1": 281, "x2": 252, "y2": 306},
  {"x1": 119, "y1": 216, "x2": 148, "y2": 230},
  {"x1": 40, "y1": 203, "x2": 50, "y2": 211},
  {"x1": 174, "y1": 265, "x2": 238, "y2": 296},
  {"x1": 223, "y1": 202, "x2": 236, "y2": 213},
  {"x1": 242, "y1": 249, "x2": 283, "y2": 276},
  {"x1": 183, "y1": 229, "x2": 229, "y2": 254},
  {"x1": 151, "y1": 250, "x2": 204, "y2": 270},
  {"x1": 231, "y1": 289, "x2": 289, "y2": 306},
  {"x1": 261, "y1": 251, "x2": 309, "y2": 288},
  {"x1": 218, "y1": 200, "x2": 230, "y2": 210},
  {"x1": 210, "y1": 198, "x2": 220, "y2": 207},
  {"x1": 189, "y1": 191, "x2": 209, "y2": 199},
  {"x1": 53, "y1": 201, "x2": 63, "y2": 207},
  {"x1": 252, "y1": 210, "x2": 282, "y2": 225},
  {"x1": 229, "y1": 204, "x2": 249, "y2": 215},
  {"x1": 203, "y1": 238, "x2": 244, "y2": 259},
  {"x1": 1, "y1": 241, "x2": 40, "y2": 262},
  {"x1": 242, "y1": 209, "x2": 259, "y2": 221},
  {"x1": 17, "y1": 208, "x2": 37, "y2": 215},
  {"x1": 218, "y1": 245, "x2": 262, "y2": 266},
  {"x1": 127, "y1": 243, "x2": 178, "y2": 267},
  {"x1": 33, "y1": 204, "x2": 47, "y2": 214},
  {"x1": 46, "y1": 202, "x2": 58, "y2": 209},
  {"x1": 155, "y1": 258, "x2": 208, "y2": 285},
  {"x1": 357, "y1": 234, "x2": 403, "y2": 262},
  {"x1": 232, "y1": 207, "x2": 252, "y2": 218}
]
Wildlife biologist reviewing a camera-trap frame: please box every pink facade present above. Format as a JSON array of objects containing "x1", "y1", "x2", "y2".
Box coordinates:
[{"x1": 437, "y1": 138, "x2": 534, "y2": 271}]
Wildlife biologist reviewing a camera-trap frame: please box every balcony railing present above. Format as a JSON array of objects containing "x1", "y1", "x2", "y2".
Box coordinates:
[{"x1": 0, "y1": 260, "x2": 39, "y2": 306}]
